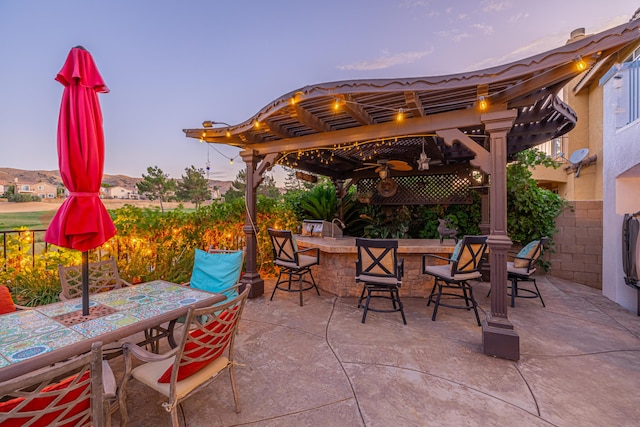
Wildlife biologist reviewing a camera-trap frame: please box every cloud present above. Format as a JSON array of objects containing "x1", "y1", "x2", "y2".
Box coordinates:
[
  {"x1": 508, "y1": 12, "x2": 529, "y2": 24},
  {"x1": 436, "y1": 29, "x2": 472, "y2": 43},
  {"x1": 481, "y1": 0, "x2": 512, "y2": 12},
  {"x1": 399, "y1": 0, "x2": 432, "y2": 7},
  {"x1": 337, "y1": 48, "x2": 434, "y2": 71},
  {"x1": 472, "y1": 23, "x2": 494, "y2": 35}
]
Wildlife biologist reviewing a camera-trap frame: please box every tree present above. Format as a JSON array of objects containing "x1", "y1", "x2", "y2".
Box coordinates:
[
  {"x1": 283, "y1": 167, "x2": 316, "y2": 192},
  {"x1": 175, "y1": 166, "x2": 211, "y2": 209},
  {"x1": 224, "y1": 170, "x2": 281, "y2": 202},
  {"x1": 506, "y1": 149, "x2": 566, "y2": 246},
  {"x1": 136, "y1": 166, "x2": 176, "y2": 213}
]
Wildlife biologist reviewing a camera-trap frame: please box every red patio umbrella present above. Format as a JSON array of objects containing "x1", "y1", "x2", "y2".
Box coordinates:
[{"x1": 45, "y1": 46, "x2": 116, "y2": 315}]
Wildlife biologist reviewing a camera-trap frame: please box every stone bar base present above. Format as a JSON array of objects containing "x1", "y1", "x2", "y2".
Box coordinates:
[{"x1": 295, "y1": 236, "x2": 456, "y2": 298}]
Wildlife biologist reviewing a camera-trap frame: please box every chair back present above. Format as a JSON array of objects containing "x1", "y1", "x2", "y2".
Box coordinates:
[
  {"x1": 355, "y1": 238, "x2": 402, "y2": 281},
  {"x1": 268, "y1": 229, "x2": 299, "y2": 266},
  {"x1": 513, "y1": 237, "x2": 548, "y2": 272},
  {"x1": 162, "y1": 285, "x2": 250, "y2": 386},
  {"x1": 58, "y1": 258, "x2": 126, "y2": 300},
  {"x1": 450, "y1": 236, "x2": 488, "y2": 275},
  {"x1": 0, "y1": 341, "x2": 106, "y2": 427},
  {"x1": 189, "y1": 248, "x2": 245, "y2": 297}
]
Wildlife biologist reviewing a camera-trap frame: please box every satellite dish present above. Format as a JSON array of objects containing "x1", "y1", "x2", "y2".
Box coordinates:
[
  {"x1": 569, "y1": 148, "x2": 590, "y2": 177},
  {"x1": 569, "y1": 148, "x2": 589, "y2": 164}
]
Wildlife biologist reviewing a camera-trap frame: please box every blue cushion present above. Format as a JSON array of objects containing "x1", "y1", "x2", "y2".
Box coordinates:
[
  {"x1": 517, "y1": 240, "x2": 539, "y2": 258},
  {"x1": 190, "y1": 249, "x2": 243, "y2": 295},
  {"x1": 451, "y1": 240, "x2": 463, "y2": 261}
]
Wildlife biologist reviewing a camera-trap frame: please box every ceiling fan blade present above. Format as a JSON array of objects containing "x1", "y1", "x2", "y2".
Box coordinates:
[
  {"x1": 353, "y1": 164, "x2": 378, "y2": 172},
  {"x1": 388, "y1": 160, "x2": 413, "y2": 171}
]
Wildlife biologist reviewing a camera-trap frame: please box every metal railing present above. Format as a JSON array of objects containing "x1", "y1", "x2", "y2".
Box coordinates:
[{"x1": 1, "y1": 229, "x2": 49, "y2": 270}]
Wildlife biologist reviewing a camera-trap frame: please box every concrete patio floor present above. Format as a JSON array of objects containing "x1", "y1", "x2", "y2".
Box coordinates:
[{"x1": 111, "y1": 275, "x2": 640, "y2": 426}]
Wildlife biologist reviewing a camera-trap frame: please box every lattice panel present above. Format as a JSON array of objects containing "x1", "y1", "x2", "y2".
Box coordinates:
[{"x1": 356, "y1": 173, "x2": 474, "y2": 205}]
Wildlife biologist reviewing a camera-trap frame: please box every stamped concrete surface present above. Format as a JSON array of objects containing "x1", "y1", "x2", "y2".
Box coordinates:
[{"x1": 110, "y1": 275, "x2": 640, "y2": 426}]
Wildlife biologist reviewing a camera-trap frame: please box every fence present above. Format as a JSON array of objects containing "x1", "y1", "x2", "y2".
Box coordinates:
[{"x1": 1, "y1": 229, "x2": 49, "y2": 270}]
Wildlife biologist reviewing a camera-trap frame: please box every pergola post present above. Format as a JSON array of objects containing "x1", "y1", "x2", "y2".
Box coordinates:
[
  {"x1": 481, "y1": 110, "x2": 520, "y2": 360},
  {"x1": 239, "y1": 149, "x2": 264, "y2": 298}
]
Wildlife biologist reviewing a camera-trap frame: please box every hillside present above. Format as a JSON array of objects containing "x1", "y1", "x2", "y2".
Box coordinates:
[{"x1": 0, "y1": 168, "x2": 233, "y2": 194}]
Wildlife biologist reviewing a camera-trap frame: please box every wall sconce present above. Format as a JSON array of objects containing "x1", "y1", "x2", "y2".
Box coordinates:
[{"x1": 202, "y1": 120, "x2": 231, "y2": 128}]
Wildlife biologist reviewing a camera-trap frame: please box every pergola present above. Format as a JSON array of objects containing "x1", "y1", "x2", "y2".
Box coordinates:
[{"x1": 185, "y1": 19, "x2": 640, "y2": 359}]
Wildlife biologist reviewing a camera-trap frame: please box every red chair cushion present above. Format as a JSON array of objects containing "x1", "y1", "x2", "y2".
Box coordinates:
[
  {"x1": 0, "y1": 371, "x2": 90, "y2": 427},
  {"x1": 157, "y1": 308, "x2": 238, "y2": 383},
  {"x1": 0, "y1": 285, "x2": 16, "y2": 315}
]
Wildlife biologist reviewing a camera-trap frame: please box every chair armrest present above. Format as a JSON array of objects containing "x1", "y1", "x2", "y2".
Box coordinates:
[
  {"x1": 397, "y1": 258, "x2": 404, "y2": 279},
  {"x1": 122, "y1": 341, "x2": 179, "y2": 363},
  {"x1": 423, "y1": 254, "x2": 453, "y2": 262},
  {"x1": 102, "y1": 360, "x2": 117, "y2": 398},
  {"x1": 296, "y1": 247, "x2": 319, "y2": 257},
  {"x1": 422, "y1": 254, "x2": 452, "y2": 274}
]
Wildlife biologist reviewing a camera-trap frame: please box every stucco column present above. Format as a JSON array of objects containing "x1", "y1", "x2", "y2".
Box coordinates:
[
  {"x1": 239, "y1": 150, "x2": 264, "y2": 298},
  {"x1": 481, "y1": 110, "x2": 520, "y2": 360}
]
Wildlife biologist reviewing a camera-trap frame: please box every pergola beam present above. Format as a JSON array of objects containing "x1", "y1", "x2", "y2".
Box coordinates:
[{"x1": 250, "y1": 108, "x2": 482, "y2": 156}]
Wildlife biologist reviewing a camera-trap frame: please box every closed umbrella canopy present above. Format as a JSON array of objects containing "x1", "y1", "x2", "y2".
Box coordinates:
[
  {"x1": 45, "y1": 46, "x2": 116, "y2": 316},
  {"x1": 45, "y1": 46, "x2": 116, "y2": 252}
]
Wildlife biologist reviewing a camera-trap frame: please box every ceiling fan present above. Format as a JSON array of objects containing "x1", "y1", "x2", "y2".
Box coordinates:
[{"x1": 354, "y1": 159, "x2": 413, "y2": 173}]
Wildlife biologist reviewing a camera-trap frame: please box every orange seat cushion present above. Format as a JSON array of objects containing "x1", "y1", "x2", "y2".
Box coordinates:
[
  {"x1": 157, "y1": 308, "x2": 238, "y2": 383},
  {"x1": 0, "y1": 371, "x2": 90, "y2": 427},
  {"x1": 0, "y1": 285, "x2": 16, "y2": 315}
]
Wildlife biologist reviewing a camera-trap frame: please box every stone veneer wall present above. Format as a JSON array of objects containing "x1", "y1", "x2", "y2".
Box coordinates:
[
  {"x1": 548, "y1": 200, "x2": 603, "y2": 289},
  {"x1": 309, "y1": 251, "x2": 452, "y2": 298}
]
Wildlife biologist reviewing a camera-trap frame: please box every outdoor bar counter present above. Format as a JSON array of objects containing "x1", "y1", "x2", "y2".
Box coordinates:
[{"x1": 295, "y1": 236, "x2": 457, "y2": 298}]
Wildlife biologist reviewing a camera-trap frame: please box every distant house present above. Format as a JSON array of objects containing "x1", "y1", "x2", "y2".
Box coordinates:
[
  {"x1": 106, "y1": 186, "x2": 139, "y2": 199},
  {"x1": 0, "y1": 184, "x2": 5, "y2": 195},
  {"x1": 16, "y1": 182, "x2": 57, "y2": 199}
]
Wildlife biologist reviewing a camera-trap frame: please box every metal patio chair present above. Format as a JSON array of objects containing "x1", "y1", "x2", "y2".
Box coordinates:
[
  {"x1": 422, "y1": 235, "x2": 488, "y2": 326},
  {"x1": 0, "y1": 341, "x2": 116, "y2": 427},
  {"x1": 268, "y1": 228, "x2": 320, "y2": 306},
  {"x1": 506, "y1": 237, "x2": 548, "y2": 307},
  {"x1": 118, "y1": 285, "x2": 250, "y2": 427},
  {"x1": 355, "y1": 238, "x2": 406, "y2": 324},
  {"x1": 58, "y1": 258, "x2": 173, "y2": 354}
]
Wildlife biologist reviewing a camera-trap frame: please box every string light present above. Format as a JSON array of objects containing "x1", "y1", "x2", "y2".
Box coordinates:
[
  {"x1": 396, "y1": 108, "x2": 404, "y2": 122},
  {"x1": 478, "y1": 96, "x2": 488, "y2": 111},
  {"x1": 206, "y1": 143, "x2": 239, "y2": 166},
  {"x1": 576, "y1": 56, "x2": 587, "y2": 71}
]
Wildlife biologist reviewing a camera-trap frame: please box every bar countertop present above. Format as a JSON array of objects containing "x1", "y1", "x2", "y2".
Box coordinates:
[{"x1": 294, "y1": 235, "x2": 457, "y2": 254}]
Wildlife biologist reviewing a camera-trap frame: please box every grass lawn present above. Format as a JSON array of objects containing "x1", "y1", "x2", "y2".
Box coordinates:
[{"x1": 0, "y1": 211, "x2": 56, "y2": 230}]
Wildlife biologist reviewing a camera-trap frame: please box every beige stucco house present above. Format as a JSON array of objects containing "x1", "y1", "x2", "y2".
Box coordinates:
[
  {"x1": 528, "y1": 7, "x2": 640, "y2": 316},
  {"x1": 16, "y1": 182, "x2": 58, "y2": 199}
]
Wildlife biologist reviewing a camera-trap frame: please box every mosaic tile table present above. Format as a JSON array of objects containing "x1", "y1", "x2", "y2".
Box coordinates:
[{"x1": 0, "y1": 280, "x2": 225, "y2": 382}]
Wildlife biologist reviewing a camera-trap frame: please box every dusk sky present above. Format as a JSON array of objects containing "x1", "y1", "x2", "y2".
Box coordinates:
[{"x1": 1, "y1": 1, "x2": 638, "y2": 184}]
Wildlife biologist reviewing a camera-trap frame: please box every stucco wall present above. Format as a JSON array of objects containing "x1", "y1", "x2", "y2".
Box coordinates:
[
  {"x1": 602, "y1": 67, "x2": 640, "y2": 314},
  {"x1": 549, "y1": 200, "x2": 602, "y2": 289}
]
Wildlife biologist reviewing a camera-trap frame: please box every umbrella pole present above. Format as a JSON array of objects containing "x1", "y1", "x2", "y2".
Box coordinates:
[{"x1": 82, "y1": 251, "x2": 89, "y2": 316}]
